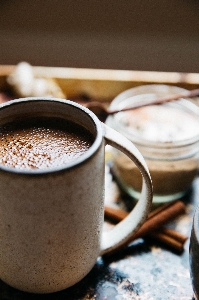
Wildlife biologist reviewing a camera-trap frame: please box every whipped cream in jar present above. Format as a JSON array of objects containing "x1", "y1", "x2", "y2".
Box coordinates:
[{"x1": 106, "y1": 84, "x2": 199, "y2": 203}]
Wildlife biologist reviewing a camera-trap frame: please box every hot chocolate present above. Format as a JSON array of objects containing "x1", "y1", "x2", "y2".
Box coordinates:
[{"x1": 0, "y1": 117, "x2": 94, "y2": 169}]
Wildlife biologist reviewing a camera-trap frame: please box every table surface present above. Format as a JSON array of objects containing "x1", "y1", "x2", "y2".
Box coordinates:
[{"x1": 0, "y1": 163, "x2": 197, "y2": 300}]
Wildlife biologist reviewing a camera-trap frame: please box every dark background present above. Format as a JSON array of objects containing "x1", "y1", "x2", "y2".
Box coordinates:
[{"x1": 0, "y1": 0, "x2": 199, "y2": 72}]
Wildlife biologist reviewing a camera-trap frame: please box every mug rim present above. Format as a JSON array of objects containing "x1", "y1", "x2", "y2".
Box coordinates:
[{"x1": 0, "y1": 97, "x2": 103, "y2": 175}]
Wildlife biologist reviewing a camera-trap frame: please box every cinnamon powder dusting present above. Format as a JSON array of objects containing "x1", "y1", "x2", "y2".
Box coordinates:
[{"x1": 0, "y1": 117, "x2": 94, "y2": 169}]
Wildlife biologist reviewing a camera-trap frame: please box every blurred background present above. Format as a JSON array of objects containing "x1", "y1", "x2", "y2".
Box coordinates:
[{"x1": 0, "y1": 0, "x2": 199, "y2": 72}]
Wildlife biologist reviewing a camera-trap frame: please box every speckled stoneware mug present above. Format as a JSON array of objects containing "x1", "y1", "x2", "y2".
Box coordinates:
[
  {"x1": 0, "y1": 97, "x2": 153, "y2": 294},
  {"x1": 190, "y1": 205, "x2": 199, "y2": 299}
]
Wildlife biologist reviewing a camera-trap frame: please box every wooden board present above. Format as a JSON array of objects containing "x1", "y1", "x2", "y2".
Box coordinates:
[{"x1": 1, "y1": 65, "x2": 199, "y2": 102}]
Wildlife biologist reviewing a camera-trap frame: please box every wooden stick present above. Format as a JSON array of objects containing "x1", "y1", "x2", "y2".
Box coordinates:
[
  {"x1": 155, "y1": 227, "x2": 187, "y2": 244},
  {"x1": 104, "y1": 200, "x2": 187, "y2": 252},
  {"x1": 105, "y1": 201, "x2": 174, "y2": 223},
  {"x1": 132, "y1": 201, "x2": 185, "y2": 240},
  {"x1": 108, "y1": 88, "x2": 199, "y2": 115},
  {"x1": 104, "y1": 205, "x2": 129, "y2": 222},
  {"x1": 148, "y1": 232, "x2": 184, "y2": 253}
]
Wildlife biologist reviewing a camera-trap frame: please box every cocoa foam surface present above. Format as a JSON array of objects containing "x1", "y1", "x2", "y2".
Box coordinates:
[{"x1": 0, "y1": 117, "x2": 93, "y2": 169}]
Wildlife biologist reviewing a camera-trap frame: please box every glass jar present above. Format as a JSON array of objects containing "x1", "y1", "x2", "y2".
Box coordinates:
[{"x1": 106, "y1": 84, "x2": 199, "y2": 203}]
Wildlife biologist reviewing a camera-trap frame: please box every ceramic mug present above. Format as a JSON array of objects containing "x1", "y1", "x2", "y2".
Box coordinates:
[
  {"x1": 0, "y1": 97, "x2": 153, "y2": 294},
  {"x1": 190, "y1": 204, "x2": 199, "y2": 299}
]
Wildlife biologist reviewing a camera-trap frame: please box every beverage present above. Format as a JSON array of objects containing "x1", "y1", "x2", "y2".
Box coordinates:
[{"x1": 0, "y1": 116, "x2": 94, "y2": 169}]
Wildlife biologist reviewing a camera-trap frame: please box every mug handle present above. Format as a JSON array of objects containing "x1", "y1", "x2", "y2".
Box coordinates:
[{"x1": 100, "y1": 123, "x2": 153, "y2": 256}]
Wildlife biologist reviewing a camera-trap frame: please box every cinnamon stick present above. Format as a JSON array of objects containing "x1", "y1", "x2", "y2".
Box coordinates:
[
  {"x1": 154, "y1": 227, "x2": 187, "y2": 244},
  {"x1": 104, "y1": 200, "x2": 187, "y2": 252},
  {"x1": 132, "y1": 201, "x2": 185, "y2": 239},
  {"x1": 105, "y1": 201, "x2": 173, "y2": 223},
  {"x1": 148, "y1": 231, "x2": 184, "y2": 253}
]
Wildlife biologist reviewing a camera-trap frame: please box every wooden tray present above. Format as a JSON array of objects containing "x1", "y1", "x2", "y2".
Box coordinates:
[{"x1": 1, "y1": 65, "x2": 199, "y2": 102}]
